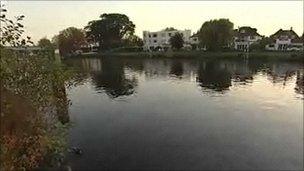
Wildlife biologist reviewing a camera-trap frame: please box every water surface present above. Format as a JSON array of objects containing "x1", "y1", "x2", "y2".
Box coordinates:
[{"x1": 64, "y1": 57, "x2": 303, "y2": 170}]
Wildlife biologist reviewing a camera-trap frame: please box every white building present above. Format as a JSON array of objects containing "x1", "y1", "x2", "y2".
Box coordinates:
[
  {"x1": 233, "y1": 26, "x2": 262, "y2": 52},
  {"x1": 266, "y1": 28, "x2": 303, "y2": 51},
  {"x1": 143, "y1": 28, "x2": 191, "y2": 51}
]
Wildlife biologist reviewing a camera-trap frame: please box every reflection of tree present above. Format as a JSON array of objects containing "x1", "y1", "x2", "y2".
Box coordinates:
[
  {"x1": 53, "y1": 81, "x2": 69, "y2": 124},
  {"x1": 91, "y1": 58, "x2": 137, "y2": 98},
  {"x1": 295, "y1": 70, "x2": 304, "y2": 94},
  {"x1": 196, "y1": 60, "x2": 232, "y2": 91},
  {"x1": 170, "y1": 61, "x2": 184, "y2": 78}
]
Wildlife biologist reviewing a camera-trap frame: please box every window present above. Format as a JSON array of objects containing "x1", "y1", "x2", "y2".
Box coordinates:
[
  {"x1": 168, "y1": 33, "x2": 172, "y2": 36},
  {"x1": 148, "y1": 34, "x2": 151, "y2": 38},
  {"x1": 153, "y1": 34, "x2": 157, "y2": 37},
  {"x1": 154, "y1": 40, "x2": 157, "y2": 43}
]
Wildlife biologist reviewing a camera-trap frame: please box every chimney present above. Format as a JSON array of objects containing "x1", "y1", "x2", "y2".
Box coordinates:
[{"x1": 290, "y1": 27, "x2": 293, "y2": 31}]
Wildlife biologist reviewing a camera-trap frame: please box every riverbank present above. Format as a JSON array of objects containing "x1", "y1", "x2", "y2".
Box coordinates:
[{"x1": 77, "y1": 51, "x2": 304, "y2": 61}]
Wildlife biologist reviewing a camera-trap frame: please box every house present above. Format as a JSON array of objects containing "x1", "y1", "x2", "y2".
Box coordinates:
[
  {"x1": 189, "y1": 33, "x2": 200, "y2": 50},
  {"x1": 143, "y1": 28, "x2": 191, "y2": 51},
  {"x1": 233, "y1": 26, "x2": 262, "y2": 52},
  {"x1": 266, "y1": 28, "x2": 303, "y2": 51},
  {"x1": 190, "y1": 33, "x2": 199, "y2": 45}
]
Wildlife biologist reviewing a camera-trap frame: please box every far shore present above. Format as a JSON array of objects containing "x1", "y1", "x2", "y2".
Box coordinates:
[{"x1": 70, "y1": 51, "x2": 304, "y2": 61}]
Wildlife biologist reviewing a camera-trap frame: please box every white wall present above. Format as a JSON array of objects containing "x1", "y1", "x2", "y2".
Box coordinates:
[{"x1": 143, "y1": 29, "x2": 191, "y2": 50}]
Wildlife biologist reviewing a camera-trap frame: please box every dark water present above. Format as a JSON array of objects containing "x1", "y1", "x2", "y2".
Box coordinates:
[{"x1": 64, "y1": 56, "x2": 303, "y2": 170}]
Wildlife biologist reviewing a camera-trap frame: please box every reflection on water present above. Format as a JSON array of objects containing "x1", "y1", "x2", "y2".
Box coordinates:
[
  {"x1": 64, "y1": 56, "x2": 303, "y2": 170},
  {"x1": 91, "y1": 58, "x2": 138, "y2": 98},
  {"x1": 65, "y1": 57, "x2": 304, "y2": 97}
]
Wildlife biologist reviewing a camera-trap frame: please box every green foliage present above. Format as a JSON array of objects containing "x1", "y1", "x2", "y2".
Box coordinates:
[
  {"x1": 123, "y1": 35, "x2": 143, "y2": 47},
  {"x1": 169, "y1": 32, "x2": 184, "y2": 50},
  {"x1": 0, "y1": 5, "x2": 33, "y2": 46},
  {"x1": 38, "y1": 37, "x2": 53, "y2": 49},
  {"x1": 0, "y1": 6, "x2": 73, "y2": 170},
  {"x1": 198, "y1": 18, "x2": 234, "y2": 51},
  {"x1": 56, "y1": 27, "x2": 85, "y2": 56},
  {"x1": 0, "y1": 47, "x2": 73, "y2": 170},
  {"x1": 38, "y1": 37, "x2": 55, "y2": 55},
  {"x1": 250, "y1": 37, "x2": 272, "y2": 51},
  {"x1": 85, "y1": 13, "x2": 135, "y2": 50}
]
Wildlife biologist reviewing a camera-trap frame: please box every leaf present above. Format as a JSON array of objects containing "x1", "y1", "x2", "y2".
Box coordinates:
[{"x1": 17, "y1": 23, "x2": 24, "y2": 28}]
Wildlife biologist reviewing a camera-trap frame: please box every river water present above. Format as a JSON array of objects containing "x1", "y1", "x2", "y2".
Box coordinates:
[{"x1": 63, "y1": 56, "x2": 303, "y2": 170}]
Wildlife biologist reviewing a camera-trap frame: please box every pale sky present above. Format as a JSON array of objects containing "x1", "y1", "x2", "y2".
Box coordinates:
[{"x1": 4, "y1": 1, "x2": 303, "y2": 43}]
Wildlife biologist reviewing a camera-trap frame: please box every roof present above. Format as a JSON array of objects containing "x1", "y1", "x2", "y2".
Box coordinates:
[
  {"x1": 234, "y1": 26, "x2": 261, "y2": 37},
  {"x1": 271, "y1": 29, "x2": 299, "y2": 39},
  {"x1": 291, "y1": 38, "x2": 303, "y2": 43},
  {"x1": 190, "y1": 33, "x2": 199, "y2": 38}
]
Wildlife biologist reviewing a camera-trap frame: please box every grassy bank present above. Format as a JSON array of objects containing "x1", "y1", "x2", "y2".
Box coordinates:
[{"x1": 77, "y1": 51, "x2": 304, "y2": 61}]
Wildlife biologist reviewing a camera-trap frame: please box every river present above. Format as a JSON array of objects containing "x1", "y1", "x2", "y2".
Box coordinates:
[{"x1": 63, "y1": 56, "x2": 303, "y2": 170}]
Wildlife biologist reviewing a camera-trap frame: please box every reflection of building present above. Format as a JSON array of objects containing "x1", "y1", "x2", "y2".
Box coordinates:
[
  {"x1": 266, "y1": 28, "x2": 303, "y2": 51},
  {"x1": 143, "y1": 28, "x2": 191, "y2": 51},
  {"x1": 233, "y1": 26, "x2": 262, "y2": 51}
]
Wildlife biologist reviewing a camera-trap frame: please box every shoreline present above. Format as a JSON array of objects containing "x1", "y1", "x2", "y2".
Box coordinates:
[{"x1": 73, "y1": 51, "x2": 304, "y2": 61}]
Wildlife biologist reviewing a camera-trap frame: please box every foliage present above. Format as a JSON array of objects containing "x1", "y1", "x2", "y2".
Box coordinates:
[
  {"x1": 123, "y1": 35, "x2": 143, "y2": 47},
  {"x1": 169, "y1": 32, "x2": 184, "y2": 50},
  {"x1": 85, "y1": 13, "x2": 135, "y2": 50},
  {"x1": 250, "y1": 37, "x2": 273, "y2": 51},
  {"x1": 198, "y1": 19, "x2": 234, "y2": 51},
  {"x1": 0, "y1": 6, "x2": 73, "y2": 170},
  {"x1": 0, "y1": 48, "x2": 73, "y2": 170},
  {"x1": 0, "y1": 5, "x2": 33, "y2": 46},
  {"x1": 57, "y1": 27, "x2": 85, "y2": 56},
  {"x1": 51, "y1": 35, "x2": 59, "y2": 48},
  {"x1": 38, "y1": 37, "x2": 55, "y2": 55},
  {"x1": 164, "y1": 27, "x2": 177, "y2": 31},
  {"x1": 38, "y1": 37, "x2": 53, "y2": 49}
]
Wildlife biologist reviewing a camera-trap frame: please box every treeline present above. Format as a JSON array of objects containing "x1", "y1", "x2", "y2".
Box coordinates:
[
  {"x1": 36, "y1": 13, "x2": 303, "y2": 56},
  {"x1": 38, "y1": 13, "x2": 142, "y2": 56}
]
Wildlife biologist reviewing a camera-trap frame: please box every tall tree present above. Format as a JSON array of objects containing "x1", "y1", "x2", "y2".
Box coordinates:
[
  {"x1": 198, "y1": 19, "x2": 234, "y2": 51},
  {"x1": 169, "y1": 32, "x2": 184, "y2": 50},
  {"x1": 57, "y1": 27, "x2": 85, "y2": 56},
  {"x1": 85, "y1": 13, "x2": 135, "y2": 50}
]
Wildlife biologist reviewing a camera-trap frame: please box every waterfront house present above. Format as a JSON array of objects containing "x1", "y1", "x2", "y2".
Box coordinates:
[
  {"x1": 189, "y1": 33, "x2": 200, "y2": 50},
  {"x1": 233, "y1": 26, "x2": 262, "y2": 52},
  {"x1": 266, "y1": 28, "x2": 303, "y2": 51},
  {"x1": 143, "y1": 28, "x2": 191, "y2": 51}
]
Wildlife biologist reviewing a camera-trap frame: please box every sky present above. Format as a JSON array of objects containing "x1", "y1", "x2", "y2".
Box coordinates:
[{"x1": 3, "y1": 1, "x2": 303, "y2": 43}]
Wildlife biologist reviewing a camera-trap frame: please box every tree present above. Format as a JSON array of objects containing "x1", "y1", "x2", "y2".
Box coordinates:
[
  {"x1": 57, "y1": 27, "x2": 85, "y2": 56},
  {"x1": 250, "y1": 36, "x2": 272, "y2": 51},
  {"x1": 164, "y1": 27, "x2": 177, "y2": 31},
  {"x1": 169, "y1": 32, "x2": 184, "y2": 50},
  {"x1": 38, "y1": 37, "x2": 53, "y2": 48},
  {"x1": 38, "y1": 37, "x2": 55, "y2": 55},
  {"x1": 0, "y1": 5, "x2": 32, "y2": 47},
  {"x1": 85, "y1": 13, "x2": 135, "y2": 50},
  {"x1": 198, "y1": 19, "x2": 234, "y2": 51},
  {"x1": 51, "y1": 35, "x2": 59, "y2": 48},
  {"x1": 123, "y1": 35, "x2": 143, "y2": 47}
]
